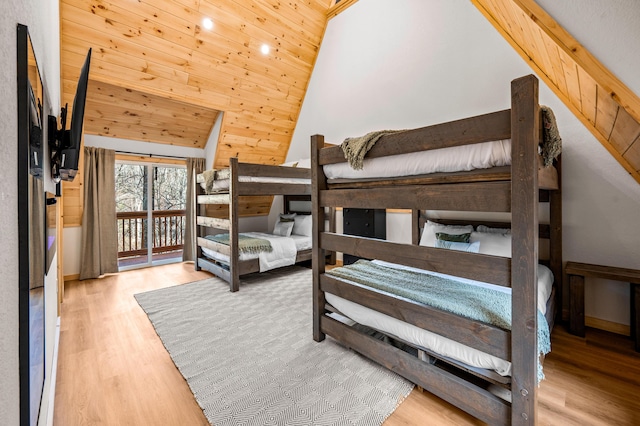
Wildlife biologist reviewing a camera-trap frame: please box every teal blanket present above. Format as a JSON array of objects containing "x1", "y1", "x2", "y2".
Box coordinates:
[
  {"x1": 205, "y1": 234, "x2": 272, "y2": 254},
  {"x1": 327, "y1": 260, "x2": 550, "y2": 382}
]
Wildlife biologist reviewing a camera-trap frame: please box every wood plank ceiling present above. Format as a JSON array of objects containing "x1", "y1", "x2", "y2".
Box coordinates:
[
  {"x1": 60, "y1": 0, "x2": 334, "y2": 163},
  {"x1": 59, "y1": 0, "x2": 640, "y2": 226},
  {"x1": 59, "y1": 0, "x2": 335, "y2": 222}
]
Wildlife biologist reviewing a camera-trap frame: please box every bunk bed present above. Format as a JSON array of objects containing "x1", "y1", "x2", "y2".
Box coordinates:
[
  {"x1": 310, "y1": 75, "x2": 562, "y2": 425},
  {"x1": 195, "y1": 158, "x2": 334, "y2": 292}
]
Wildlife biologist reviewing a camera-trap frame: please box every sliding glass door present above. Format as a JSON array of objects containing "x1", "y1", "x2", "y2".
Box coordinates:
[{"x1": 115, "y1": 161, "x2": 187, "y2": 270}]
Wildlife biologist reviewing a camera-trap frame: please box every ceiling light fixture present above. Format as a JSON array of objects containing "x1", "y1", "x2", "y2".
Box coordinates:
[
  {"x1": 261, "y1": 44, "x2": 270, "y2": 55},
  {"x1": 202, "y1": 17, "x2": 214, "y2": 30}
]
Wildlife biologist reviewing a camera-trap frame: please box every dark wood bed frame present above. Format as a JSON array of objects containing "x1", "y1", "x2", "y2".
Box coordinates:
[
  {"x1": 310, "y1": 75, "x2": 562, "y2": 425},
  {"x1": 195, "y1": 158, "x2": 334, "y2": 292}
]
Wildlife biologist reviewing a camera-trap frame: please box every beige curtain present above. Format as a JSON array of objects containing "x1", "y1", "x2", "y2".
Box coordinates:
[
  {"x1": 183, "y1": 157, "x2": 205, "y2": 261},
  {"x1": 79, "y1": 147, "x2": 118, "y2": 280}
]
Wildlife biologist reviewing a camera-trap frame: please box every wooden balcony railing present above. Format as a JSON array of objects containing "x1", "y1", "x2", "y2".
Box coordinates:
[{"x1": 117, "y1": 209, "x2": 186, "y2": 259}]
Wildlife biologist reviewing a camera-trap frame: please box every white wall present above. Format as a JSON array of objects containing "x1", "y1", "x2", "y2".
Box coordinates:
[
  {"x1": 536, "y1": 0, "x2": 640, "y2": 327},
  {"x1": 84, "y1": 134, "x2": 206, "y2": 159},
  {"x1": 289, "y1": 0, "x2": 640, "y2": 327},
  {"x1": 205, "y1": 112, "x2": 223, "y2": 169},
  {"x1": 1, "y1": 0, "x2": 61, "y2": 424}
]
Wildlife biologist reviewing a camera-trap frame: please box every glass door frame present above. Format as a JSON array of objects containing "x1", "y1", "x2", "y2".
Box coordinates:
[{"x1": 115, "y1": 157, "x2": 186, "y2": 271}]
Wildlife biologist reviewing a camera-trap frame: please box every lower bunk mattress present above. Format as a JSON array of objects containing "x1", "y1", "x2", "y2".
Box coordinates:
[
  {"x1": 325, "y1": 260, "x2": 554, "y2": 379},
  {"x1": 201, "y1": 232, "x2": 312, "y2": 272}
]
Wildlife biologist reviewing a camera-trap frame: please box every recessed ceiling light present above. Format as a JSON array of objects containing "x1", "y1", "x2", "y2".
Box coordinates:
[
  {"x1": 261, "y1": 44, "x2": 270, "y2": 55},
  {"x1": 202, "y1": 18, "x2": 214, "y2": 30}
]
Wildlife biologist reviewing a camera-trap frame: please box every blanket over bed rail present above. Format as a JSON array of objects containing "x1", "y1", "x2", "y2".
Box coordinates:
[
  {"x1": 340, "y1": 105, "x2": 562, "y2": 170},
  {"x1": 540, "y1": 105, "x2": 562, "y2": 167},
  {"x1": 326, "y1": 260, "x2": 550, "y2": 381},
  {"x1": 205, "y1": 233, "x2": 272, "y2": 254},
  {"x1": 200, "y1": 169, "x2": 231, "y2": 194},
  {"x1": 340, "y1": 130, "x2": 406, "y2": 170}
]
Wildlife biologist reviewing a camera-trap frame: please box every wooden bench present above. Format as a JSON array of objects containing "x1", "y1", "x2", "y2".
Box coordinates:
[{"x1": 566, "y1": 261, "x2": 640, "y2": 351}]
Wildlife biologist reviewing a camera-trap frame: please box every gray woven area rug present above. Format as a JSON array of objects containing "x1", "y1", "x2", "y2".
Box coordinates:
[{"x1": 135, "y1": 266, "x2": 413, "y2": 425}]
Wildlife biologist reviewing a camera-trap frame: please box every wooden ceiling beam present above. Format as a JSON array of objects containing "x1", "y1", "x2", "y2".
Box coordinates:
[{"x1": 472, "y1": 0, "x2": 640, "y2": 184}]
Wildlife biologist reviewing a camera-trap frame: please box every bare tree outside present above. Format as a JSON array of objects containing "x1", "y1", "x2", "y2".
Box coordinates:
[
  {"x1": 152, "y1": 166, "x2": 187, "y2": 252},
  {"x1": 153, "y1": 166, "x2": 186, "y2": 211},
  {"x1": 116, "y1": 163, "x2": 146, "y2": 213},
  {"x1": 115, "y1": 162, "x2": 187, "y2": 267}
]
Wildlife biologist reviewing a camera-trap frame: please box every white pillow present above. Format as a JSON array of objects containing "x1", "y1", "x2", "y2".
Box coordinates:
[
  {"x1": 292, "y1": 214, "x2": 312, "y2": 236},
  {"x1": 273, "y1": 220, "x2": 294, "y2": 237},
  {"x1": 296, "y1": 158, "x2": 311, "y2": 168},
  {"x1": 470, "y1": 231, "x2": 512, "y2": 257},
  {"x1": 419, "y1": 220, "x2": 474, "y2": 247},
  {"x1": 476, "y1": 224, "x2": 511, "y2": 234},
  {"x1": 281, "y1": 158, "x2": 310, "y2": 168}
]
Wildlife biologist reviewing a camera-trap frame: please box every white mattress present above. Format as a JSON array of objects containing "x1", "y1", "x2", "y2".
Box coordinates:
[
  {"x1": 323, "y1": 140, "x2": 511, "y2": 180},
  {"x1": 198, "y1": 159, "x2": 311, "y2": 192},
  {"x1": 201, "y1": 232, "x2": 312, "y2": 263},
  {"x1": 325, "y1": 260, "x2": 553, "y2": 377},
  {"x1": 201, "y1": 176, "x2": 310, "y2": 192}
]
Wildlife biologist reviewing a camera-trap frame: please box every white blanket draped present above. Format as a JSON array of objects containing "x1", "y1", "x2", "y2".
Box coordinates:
[{"x1": 245, "y1": 232, "x2": 298, "y2": 272}]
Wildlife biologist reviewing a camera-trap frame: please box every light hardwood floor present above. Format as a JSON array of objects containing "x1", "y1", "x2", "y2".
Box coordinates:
[{"x1": 54, "y1": 263, "x2": 640, "y2": 425}]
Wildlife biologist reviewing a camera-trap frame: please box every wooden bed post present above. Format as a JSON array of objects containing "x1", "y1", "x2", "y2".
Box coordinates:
[
  {"x1": 195, "y1": 171, "x2": 203, "y2": 271},
  {"x1": 550, "y1": 155, "x2": 564, "y2": 322},
  {"x1": 510, "y1": 74, "x2": 540, "y2": 425},
  {"x1": 229, "y1": 157, "x2": 240, "y2": 292},
  {"x1": 411, "y1": 209, "x2": 420, "y2": 245},
  {"x1": 311, "y1": 134, "x2": 327, "y2": 342}
]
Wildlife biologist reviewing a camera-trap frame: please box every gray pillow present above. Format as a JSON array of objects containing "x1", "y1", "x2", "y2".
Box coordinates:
[
  {"x1": 435, "y1": 232, "x2": 471, "y2": 243},
  {"x1": 273, "y1": 220, "x2": 294, "y2": 237},
  {"x1": 280, "y1": 213, "x2": 297, "y2": 221}
]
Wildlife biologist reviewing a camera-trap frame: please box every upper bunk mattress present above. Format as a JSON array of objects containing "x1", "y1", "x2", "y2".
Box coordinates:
[
  {"x1": 198, "y1": 176, "x2": 310, "y2": 193},
  {"x1": 197, "y1": 159, "x2": 311, "y2": 192},
  {"x1": 323, "y1": 140, "x2": 511, "y2": 180}
]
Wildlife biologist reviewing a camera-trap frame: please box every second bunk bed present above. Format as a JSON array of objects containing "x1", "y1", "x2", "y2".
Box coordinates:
[
  {"x1": 310, "y1": 74, "x2": 562, "y2": 425},
  {"x1": 195, "y1": 158, "x2": 334, "y2": 292}
]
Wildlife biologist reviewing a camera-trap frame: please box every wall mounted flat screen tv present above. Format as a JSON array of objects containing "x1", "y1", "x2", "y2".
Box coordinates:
[{"x1": 49, "y1": 47, "x2": 91, "y2": 182}]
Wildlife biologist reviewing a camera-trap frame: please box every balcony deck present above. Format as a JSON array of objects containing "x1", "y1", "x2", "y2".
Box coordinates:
[
  {"x1": 118, "y1": 250, "x2": 184, "y2": 269},
  {"x1": 117, "y1": 209, "x2": 186, "y2": 270}
]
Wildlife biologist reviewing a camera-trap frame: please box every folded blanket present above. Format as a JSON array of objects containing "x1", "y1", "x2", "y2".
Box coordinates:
[
  {"x1": 540, "y1": 105, "x2": 562, "y2": 167},
  {"x1": 200, "y1": 168, "x2": 231, "y2": 194},
  {"x1": 341, "y1": 130, "x2": 405, "y2": 170},
  {"x1": 201, "y1": 169, "x2": 216, "y2": 194},
  {"x1": 341, "y1": 106, "x2": 562, "y2": 170},
  {"x1": 327, "y1": 260, "x2": 550, "y2": 382},
  {"x1": 205, "y1": 233, "x2": 272, "y2": 254}
]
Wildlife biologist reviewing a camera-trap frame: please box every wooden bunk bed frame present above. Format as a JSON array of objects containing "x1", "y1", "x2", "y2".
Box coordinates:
[
  {"x1": 195, "y1": 158, "x2": 334, "y2": 292},
  {"x1": 310, "y1": 75, "x2": 562, "y2": 425}
]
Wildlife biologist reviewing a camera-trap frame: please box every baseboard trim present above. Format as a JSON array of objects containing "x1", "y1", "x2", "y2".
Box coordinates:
[
  {"x1": 585, "y1": 315, "x2": 630, "y2": 336},
  {"x1": 63, "y1": 273, "x2": 80, "y2": 282}
]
